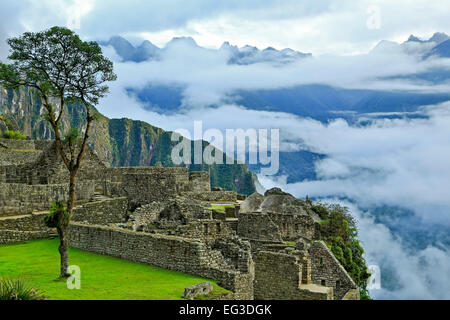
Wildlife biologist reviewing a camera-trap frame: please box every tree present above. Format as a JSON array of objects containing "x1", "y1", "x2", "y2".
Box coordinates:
[
  {"x1": 311, "y1": 202, "x2": 371, "y2": 299},
  {"x1": 0, "y1": 27, "x2": 117, "y2": 277}
]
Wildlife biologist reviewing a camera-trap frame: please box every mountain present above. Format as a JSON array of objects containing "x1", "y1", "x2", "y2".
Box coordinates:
[
  {"x1": 98, "y1": 36, "x2": 161, "y2": 62},
  {"x1": 220, "y1": 42, "x2": 311, "y2": 65},
  {"x1": 165, "y1": 36, "x2": 199, "y2": 48},
  {"x1": 428, "y1": 32, "x2": 450, "y2": 44},
  {"x1": 426, "y1": 39, "x2": 450, "y2": 58},
  {"x1": 0, "y1": 86, "x2": 257, "y2": 195},
  {"x1": 406, "y1": 32, "x2": 449, "y2": 44},
  {"x1": 99, "y1": 35, "x2": 312, "y2": 65},
  {"x1": 371, "y1": 32, "x2": 450, "y2": 58}
]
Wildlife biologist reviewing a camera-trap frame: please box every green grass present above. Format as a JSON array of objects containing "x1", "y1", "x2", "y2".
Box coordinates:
[
  {"x1": 0, "y1": 239, "x2": 230, "y2": 300},
  {"x1": 208, "y1": 204, "x2": 235, "y2": 213}
]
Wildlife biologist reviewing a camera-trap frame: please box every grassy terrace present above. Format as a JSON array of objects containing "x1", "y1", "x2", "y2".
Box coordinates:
[
  {"x1": 208, "y1": 204, "x2": 235, "y2": 213},
  {"x1": 0, "y1": 239, "x2": 229, "y2": 300}
]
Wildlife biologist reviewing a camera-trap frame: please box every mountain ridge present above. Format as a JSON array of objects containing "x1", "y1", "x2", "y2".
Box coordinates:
[
  {"x1": 0, "y1": 85, "x2": 257, "y2": 195},
  {"x1": 99, "y1": 35, "x2": 312, "y2": 64}
]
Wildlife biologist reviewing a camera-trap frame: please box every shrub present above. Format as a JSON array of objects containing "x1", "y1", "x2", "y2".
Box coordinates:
[
  {"x1": 2, "y1": 130, "x2": 26, "y2": 140},
  {"x1": 0, "y1": 278, "x2": 45, "y2": 300}
]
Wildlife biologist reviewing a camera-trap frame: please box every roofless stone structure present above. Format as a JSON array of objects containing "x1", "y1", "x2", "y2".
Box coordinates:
[{"x1": 0, "y1": 138, "x2": 359, "y2": 300}]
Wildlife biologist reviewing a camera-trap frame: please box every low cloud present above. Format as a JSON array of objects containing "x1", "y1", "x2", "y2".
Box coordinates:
[
  {"x1": 332, "y1": 201, "x2": 450, "y2": 300},
  {"x1": 98, "y1": 38, "x2": 450, "y2": 115}
]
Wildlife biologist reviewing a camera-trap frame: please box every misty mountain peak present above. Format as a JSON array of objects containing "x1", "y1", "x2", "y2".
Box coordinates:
[
  {"x1": 407, "y1": 34, "x2": 423, "y2": 42},
  {"x1": 99, "y1": 36, "x2": 161, "y2": 62},
  {"x1": 100, "y1": 36, "x2": 310, "y2": 65},
  {"x1": 166, "y1": 36, "x2": 199, "y2": 48},
  {"x1": 429, "y1": 32, "x2": 449, "y2": 44}
]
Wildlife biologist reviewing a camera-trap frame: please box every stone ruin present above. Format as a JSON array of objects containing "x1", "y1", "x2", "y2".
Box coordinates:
[{"x1": 0, "y1": 138, "x2": 359, "y2": 300}]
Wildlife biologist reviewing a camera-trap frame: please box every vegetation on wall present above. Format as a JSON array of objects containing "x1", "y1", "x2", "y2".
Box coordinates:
[
  {"x1": 2, "y1": 130, "x2": 26, "y2": 140},
  {"x1": 310, "y1": 201, "x2": 372, "y2": 300}
]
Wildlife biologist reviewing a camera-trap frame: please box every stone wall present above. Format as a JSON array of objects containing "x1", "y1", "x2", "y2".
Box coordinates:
[
  {"x1": 0, "y1": 141, "x2": 107, "y2": 188},
  {"x1": 71, "y1": 197, "x2": 128, "y2": 225},
  {"x1": 105, "y1": 168, "x2": 219, "y2": 202},
  {"x1": 0, "y1": 230, "x2": 56, "y2": 244},
  {"x1": 0, "y1": 197, "x2": 128, "y2": 244},
  {"x1": 105, "y1": 167, "x2": 192, "y2": 195},
  {"x1": 175, "y1": 220, "x2": 232, "y2": 243},
  {"x1": 184, "y1": 191, "x2": 237, "y2": 202},
  {"x1": 0, "y1": 182, "x2": 94, "y2": 216},
  {"x1": 0, "y1": 164, "x2": 30, "y2": 184},
  {"x1": 237, "y1": 213, "x2": 283, "y2": 243},
  {"x1": 309, "y1": 241, "x2": 357, "y2": 300},
  {"x1": 0, "y1": 211, "x2": 56, "y2": 244},
  {"x1": 0, "y1": 212, "x2": 50, "y2": 231},
  {"x1": 69, "y1": 223, "x2": 254, "y2": 299},
  {"x1": 212, "y1": 237, "x2": 253, "y2": 274},
  {"x1": 0, "y1": 138, "x2": 37, "y2": 150},
  {"x1": 0, "y1": 183, "x2": 67, "y2": 216},
  {"x1": 189, "y1": 171, "x2": 211, "y2": 192},
  {"x1": 120, "y1": 173, "x2": 178, "y2": 210},
  {"x1": 0, "y1": 150, "x2": 42, "y2": 166},
  {"x1": 267, "y1": 213, "x2": 317, "y2": 241},
  {"x1": 253, "y1": 250, "x2": 332, "y2": 300},
  {"x1": 32, "y1": 142, "x2": 108, "y2": 188}
]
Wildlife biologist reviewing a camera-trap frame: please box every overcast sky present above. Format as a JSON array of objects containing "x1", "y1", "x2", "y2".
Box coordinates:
[{"x1": 1, "y1": 0, "x2": 450, "y2": 56}]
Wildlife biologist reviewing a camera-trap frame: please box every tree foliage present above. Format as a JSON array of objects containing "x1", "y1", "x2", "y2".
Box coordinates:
[{"x1": 310, "y1": 202, "x2": 372, "y2": 299}]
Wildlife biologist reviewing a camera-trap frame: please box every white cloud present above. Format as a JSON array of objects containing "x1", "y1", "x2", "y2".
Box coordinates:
[
  {"x1": 2, "y1": 0, "x2": 450, "y2": 55},
  {"x1": 332, "y1": 201, "x2": 450, "y2": 300},
  {"x1": 256, "y1": 103, "x2": 450, "y2": 224}
]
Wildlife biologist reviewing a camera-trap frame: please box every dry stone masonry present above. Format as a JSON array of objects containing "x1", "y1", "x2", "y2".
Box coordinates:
[{"x1": 0, "y1": 138, "x2": 359, "y2": 300}]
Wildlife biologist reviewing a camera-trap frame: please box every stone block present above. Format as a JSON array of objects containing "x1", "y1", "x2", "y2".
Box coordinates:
[{"x1": 182, "y1": 282, "x2": 214, "y2": 300}]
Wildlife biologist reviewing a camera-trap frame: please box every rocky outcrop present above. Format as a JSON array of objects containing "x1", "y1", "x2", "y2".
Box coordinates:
[{"x1": 239, "y1": 192, "x2": 265, "y2": 213}]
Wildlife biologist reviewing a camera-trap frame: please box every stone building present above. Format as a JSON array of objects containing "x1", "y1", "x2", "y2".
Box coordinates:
[{"x1": 0, "y1": 138, "x2": 359, "y2": 300}]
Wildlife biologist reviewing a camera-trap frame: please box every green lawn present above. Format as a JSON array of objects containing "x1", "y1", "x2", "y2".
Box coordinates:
[{"x1": 0, "y1": 239, "x2": 229, "y2": 300}]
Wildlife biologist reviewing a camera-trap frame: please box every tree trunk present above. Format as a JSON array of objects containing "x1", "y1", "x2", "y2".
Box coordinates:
[
  {"x1": 57, "y1": 226, "x2": 70, "y2": 278},
  {"x1": 68, "y1": 171, "x2": 77, "y2": 214},
  {"x1": 58, "y1": 172, "x2": 77, "y2": 278}
]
